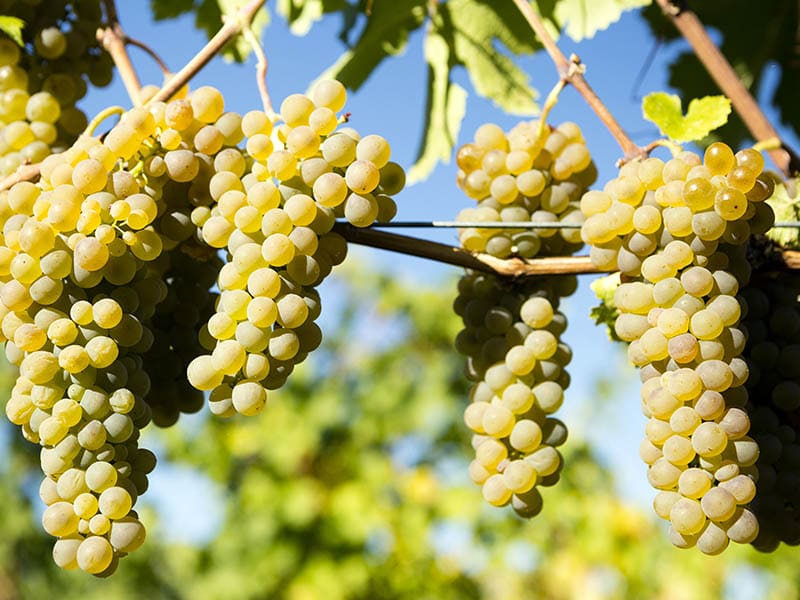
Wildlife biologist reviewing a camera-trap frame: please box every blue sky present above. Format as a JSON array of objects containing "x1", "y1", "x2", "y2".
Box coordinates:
[{"x1": 4, "y1": 0, "x2": 796, "y2": 560}]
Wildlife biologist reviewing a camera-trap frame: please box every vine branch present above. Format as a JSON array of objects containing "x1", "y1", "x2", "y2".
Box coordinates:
[
  {"x1": 98, "y1": 0, "x2": 143, "y2": 106},
  {"x1": 149, "y1": 0, "x2": 267, "y2": 105},
  {"x1": 510, "y1": 0, "x2": 643, "y2": 161},
  {"x1": 655, "y1": 0, "x2": 800, "y2": 177},
  {"x1": 333, "y1": 223, "x2": 606, "y2": 276},
  {"x1": 335, "y1": 223, "x2": 800, "y2": 278}
]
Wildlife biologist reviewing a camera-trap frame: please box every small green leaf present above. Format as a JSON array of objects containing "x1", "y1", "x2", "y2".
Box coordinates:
[
  {"x1": 277, "y1": 0, "x2": 345, "y2": 35},
  {"x1": 642, "y1": 92, "x2": 731, "y2": 143},
  {"x1": 407, "y1": 28, "x2": 467, "y2": 183},
  {"x1": 0, "y1": 16, "x2": 24, "y2": 46},
  {"x1": 448, "y1": 0, "x2": 539, "y2": 115},
  {"x1": 766, "y1": 174, "x2": 800, "y2": 248},
  {"x1": 589, "y1": 273, "x2": 621, "y2": 341},
  {"x1": 555, "y1": 0, "x2": 651, "y2": 41},
  {"x1": 319, "y1": 0, "x2": 427, "y2": 91}
]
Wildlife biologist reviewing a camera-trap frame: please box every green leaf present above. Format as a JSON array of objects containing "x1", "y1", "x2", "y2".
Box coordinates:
[
  {"x1": 276, "y1": 0, "x2": 346, "y2": 35},
  {"x1": 219, "y1": 0, "x2": 270, "y2": 62},
  {"x1": 319, "y1": 0, "x2": 427, "y2": 91},
  {"x1": 407, "y1": 28, "x2": 467, "y2": 183},
  {"x1": 150, "y1": 0, "x2": 269, "y2": 62},
  {"x1": 554, "y1": 0, "x2": 651, "y2": 41},
  {"x1": 766, "y1": 174, "x2": 800, "y2": 248},
  {"x1": 641, "y1": 92, "x2": 731, "y2": 143},
  {"x1": 0, "y1": 16, "x2": 24, "y2": 46},
  {"x1": 447, "y1": 0, "x2": 539, "y2": 115},
  {"x1": 589, "y1": 273, "x2": 621, "y2": 341}
]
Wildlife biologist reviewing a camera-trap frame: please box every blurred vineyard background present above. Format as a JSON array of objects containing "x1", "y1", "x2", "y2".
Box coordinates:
[{"x1": 0, "y1": 261, "x2": 797, "y2": 599}]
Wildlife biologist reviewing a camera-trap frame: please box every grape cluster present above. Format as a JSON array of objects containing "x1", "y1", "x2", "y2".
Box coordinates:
[
  {"x1": 0, "y1": 78, "x2": 405, "y2": 572},
  {"x1": 454, "y1": 120, "x2": 592, "y2": 258},
  {"x1": 453, "y1": 120, "x2": 587, "y2": 516},
  {"x1": 0, "y1": 0, "x2": 113, "y2": 176},
  {"x1": 454, "y1": 272, "x2": 574, "y2": 517},
  {"x1": 581, "y1": 142, "x2": 775, "y2": 553},
  {"x1": 0, "y1": 99, "x2": 226, "y2": 573},
  {"x1": 740, "y1": 274, "x2": 800, "y2": 550},
  {"x1": 186, "y1": 80, "x2": 405, "y2": 416}
]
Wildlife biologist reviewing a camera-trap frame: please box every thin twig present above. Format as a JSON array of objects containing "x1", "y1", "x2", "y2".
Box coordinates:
[
  {"x1": 655, "y1": 0, "x2": 800, "y2": 176},
  {"x1": 125, "y1": 36, "x2": 170, "y2": 74},
  {"x1": 510, "y1": 0, "x2": 643, "y2": 161},
  {"x1": 333, "y1": 223, "x2": 607, "y2": 276},
  {"x1": 0, "y1": 164, "x2": 41, "y2": 192},
  {"x1": 241, "y1": 22, "x2": 276, "y2": 118},
  {"x1": 98, "y1": 0, "x2": 143, "y2": 106},
  {"x1": 149, "y1": 0, "x2": 267, "y2": 104}
]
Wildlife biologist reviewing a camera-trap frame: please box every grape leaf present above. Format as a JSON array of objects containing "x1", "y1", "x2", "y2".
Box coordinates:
[
  {"x1": 642, "y1": 92, "x2": 731, "y2": 143},
  {"x1": 589, "y1": 273, "x2": 621, "y2": 341},
  {"x1": 149, "y1": 0, "x2": 195, "y2": 19},
  {"x1": 641, "y1": 0, "x2": 800, "y2": 150},
  {"x1": 0, "y1": 16, "x2": 24, "y2": 45},
  {"x1": 276, "y1": 0, "x2": 346, "y2": 35},
  {"x1": 448, "y1": 0, "x2": 539, "y2": 115},
  {"x1": 150, "y1": 0, "x2": 269, "y2": 61},
  {"x1": 407, "y1": 28, "x2": 467, "y2": 183},
  {"x1": 554, "y1": 0, "x2": 651, "y2": 41},
  {"x1": 766, "y1": 174, "x2": 800, "y2": 248},
  {"x1": 319, "y1": 0, "x2": 427, "y2": 91}
]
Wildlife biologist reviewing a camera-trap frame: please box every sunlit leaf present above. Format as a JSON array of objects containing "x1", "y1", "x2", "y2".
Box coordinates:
[
  {"x1": 448, "y1": 0, "x2": 539, "y2": 115},
  {"x1": 554, "y1": 0, "x2": 651, "y2": 41},
  {"x1": 0, "y1": 16, "x2": 24, "y2": 45},
  {"x1": 642, "y1": 92, "x2": 731, "y2": 143},
  {"x1": 407, "y1": 27, "x2": 467, "y2": 183},
  {"x1": 319, "y1": 0, "x2": 427, "y2": 91}
]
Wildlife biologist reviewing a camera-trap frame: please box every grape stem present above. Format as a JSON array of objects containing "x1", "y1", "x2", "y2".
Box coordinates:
[
  {"x1": 642, "y1": 138, "x2": 684, "y2": 158},
  {"x1": 655, "y1": 0, "x2": 800, "y2": 177},
  {"x1": 536, "y1": 78, "x2": 567, "y2": 139},
  {"x1": 241, "y1": 21, "x2": 277, "y2": 119},
  {"x1": 99, "y1": 0, "x2": 143, "y2": 106},
  {"x1": 0, "y1": 163, "x2": 41, "y2": 192},
  {"x1": 510, "y1": 0, "x2": 644, "y2": 161},
  {"x1": 124, "y1": 36, "x2": 170, "y2": 75},
  {"x1": 149, "y1": 0, "x2": 267, "y2": 104},
  {"x1": 84, "y1": 106, "x2": 126, "y2": 137}
]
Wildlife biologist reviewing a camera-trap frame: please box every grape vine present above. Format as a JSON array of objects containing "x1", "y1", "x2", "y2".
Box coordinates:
[{"x1": 1, "y1": 0, "x2": 800, "y2": 579}]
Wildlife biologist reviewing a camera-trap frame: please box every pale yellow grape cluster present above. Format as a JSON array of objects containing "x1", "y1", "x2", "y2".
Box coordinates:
[
  {"x1": 0, "y1": 78, "x2": 405, "y2": 572},
  {"x1": 186, "y1": 79, "x2": 405, "y2": 416},
  {"x1": 0, "y1": 107, "x2": 191, "y2": 574},
  {"x1": 581, "y1": 143, "x2": 775, "y2": 553},
  {"x1": 0, "y1": 1, "x2": 113, "y2": 176},
  {"x1": 0, "y1": 86, "x2": 253, "y2": 573},
  {"x1": 454, "y1": 120, "x2": 593, "y2": 258},
  {"x1": 454, "y1": 272, "x2": 574, "y2": 517}
]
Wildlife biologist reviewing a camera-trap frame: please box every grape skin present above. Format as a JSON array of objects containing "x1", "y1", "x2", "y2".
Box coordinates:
[
  {"x1": 579, "y1": 142, "x2": 773, "y2": 553},
  {"x1": 454, "y1": 124, "x2": 583, "y2": 517}
]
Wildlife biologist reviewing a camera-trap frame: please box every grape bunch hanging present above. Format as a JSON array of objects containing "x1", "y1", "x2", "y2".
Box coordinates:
[
  {"x1": 579, "y1": 142, "x2": 774, "y2": 553},
  {"x1": 452, "y1": 120, "x2": 591, "y2": 517},
  {"x1": 0, "y1": 32, "x2": 406, "y2": 574}
]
